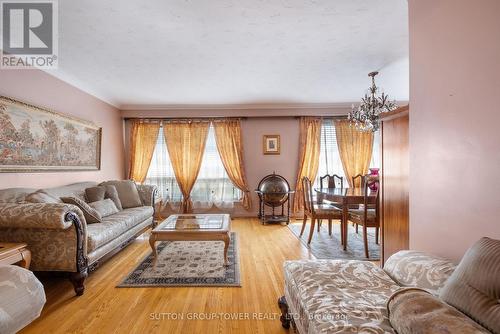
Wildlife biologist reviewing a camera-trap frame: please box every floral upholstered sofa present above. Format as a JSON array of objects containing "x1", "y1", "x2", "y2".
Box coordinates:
[
  {"x1": 280, "y1": 237, "x2": 500, "y2": 334},
  {"x1": 0, "y1": 181, "x2": 157, "y2": 296}
]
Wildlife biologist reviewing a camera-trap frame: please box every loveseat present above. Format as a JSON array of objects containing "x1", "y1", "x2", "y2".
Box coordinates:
[
  {"x1": 279, "y1": 237, "x2": 500, "y2": 334},
  {"x1": 0, "y1": 181, "x2": 157, "y2": 296}
]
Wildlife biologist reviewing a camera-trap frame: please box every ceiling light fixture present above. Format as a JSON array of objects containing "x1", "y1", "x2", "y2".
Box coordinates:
[{"x1": 348, "y1": 71, "x2": 397, "y2": 132}]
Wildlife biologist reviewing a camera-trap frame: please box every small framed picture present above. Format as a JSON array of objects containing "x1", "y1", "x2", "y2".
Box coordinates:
[{"x1": 263, "y1": 135, "x2": 280, "y2": 155}]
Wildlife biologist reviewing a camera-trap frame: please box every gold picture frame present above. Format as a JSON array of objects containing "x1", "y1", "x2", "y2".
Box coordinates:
[
  {"x1": 0, "y1": 96, "x2": 102, "y2": 172},
  {"x1": 263, "y1": 135, "x2": 280, "y2": 155}
]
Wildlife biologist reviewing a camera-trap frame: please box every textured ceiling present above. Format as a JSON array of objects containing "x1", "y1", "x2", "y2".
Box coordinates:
[{"x1": 50, "y1": 0, "x2": 409, "y2": 108}]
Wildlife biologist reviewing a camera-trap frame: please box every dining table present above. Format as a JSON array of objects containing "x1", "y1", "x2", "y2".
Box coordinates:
[{"x1": 314, "y1": 187, "x2": 379, "y2": 251}]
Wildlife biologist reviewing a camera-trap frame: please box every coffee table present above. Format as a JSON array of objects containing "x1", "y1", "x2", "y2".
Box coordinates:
[
  {"x1": 0, "y1": 242, "x2": 31, "y2": 269},
  {"x1": 149, "y1": 214, "x2": 231, "y2": 266}
]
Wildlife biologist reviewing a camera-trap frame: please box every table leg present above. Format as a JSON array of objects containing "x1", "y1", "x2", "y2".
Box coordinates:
[
  {"x1": 19, "y1": 249, "x2": 31, "y2": 269},
  {"x1": 223, "y1": 233, "x2": 231, "y2": 266},
  {"x1": 343, "y1": 203, "x2": 348, "y2": 251},
  {"x1": 149, "y1": 235, "x2": 157, "y2": 263}
]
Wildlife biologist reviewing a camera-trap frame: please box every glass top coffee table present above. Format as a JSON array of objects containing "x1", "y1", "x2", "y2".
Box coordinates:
[{"x1": 149, "y1": 214, "x2": 231, "y2": 266}]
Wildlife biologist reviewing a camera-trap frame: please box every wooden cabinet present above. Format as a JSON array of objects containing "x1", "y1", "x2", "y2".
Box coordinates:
[{"x1": 380, "y1": 106, "x2": 409, "y2": 265}]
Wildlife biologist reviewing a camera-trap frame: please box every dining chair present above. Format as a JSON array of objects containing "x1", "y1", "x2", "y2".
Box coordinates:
[
  {"x1": 317, "y1": 174, "x2": 344, "y2": 231},
  {"x1": 347, "y1": 180, "x2": 379, "y2": 258},
  {"x1": 301, "y1": 177, "x2": 344, "y2": 245},
  {"x1": 319, "y1": 174, "x2": 344, "y2": 190},
  {"x1": 351, "y1": 174, "x2": 366, "y2": 188},
  {"x1": 350, "y1": 174, "x2": 368, "y2": 233}
]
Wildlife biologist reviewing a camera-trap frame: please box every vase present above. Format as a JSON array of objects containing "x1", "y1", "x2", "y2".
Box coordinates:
[{"x1": 368, "y1": 168, "x2": 380, "y2": 191}]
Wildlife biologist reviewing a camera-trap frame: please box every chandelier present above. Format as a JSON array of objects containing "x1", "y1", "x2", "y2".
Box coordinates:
[{"x1": 348, "y1": 71, "x2": 397, "y2": 132}]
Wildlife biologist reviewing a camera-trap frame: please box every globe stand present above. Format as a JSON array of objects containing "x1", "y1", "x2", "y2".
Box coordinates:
[{"x1": 255, "y1": 173, "x2": 295, "y2": 225}]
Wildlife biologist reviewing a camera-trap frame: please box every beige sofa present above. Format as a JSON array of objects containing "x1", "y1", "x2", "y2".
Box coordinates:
[
  {"x1": 0, "y1": 181, "x2": 157, "y2": 296},
  {"x1": 279, "y1": 237, "x2": 500, "y2": 334}
]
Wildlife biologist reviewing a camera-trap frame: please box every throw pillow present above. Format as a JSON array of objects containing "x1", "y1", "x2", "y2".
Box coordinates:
[
  {"x1": 88, "y1": 199, "x2": 119, "y2": 218},
  {"x1": 103, "y1": 185, "x2": 123, "y2": 211},
  {"x1": 439, "y1": 237, "x2": 500, "y2": 334},
  {"x1": 25, "y1": 190, "x2": 62, "y2": 204},
  {"x1": 99, "y1": 180, "x2": 142, "y2": 209},
  {"x1": 387, "y1": 288, "x2": 490, "y2": 334},
  {"x1": 85, "y1": 186, "x2": 106, "y2": 202},
  {"x1": 60, "y1": 196, "x2": 102, "y2": 224}
]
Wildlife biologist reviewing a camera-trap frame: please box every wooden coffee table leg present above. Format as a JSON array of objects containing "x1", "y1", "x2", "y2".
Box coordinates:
[
  {"x1": 223, "y1": 233, "x2": 230, "y2": 266},
  {"x1": 149, "y1": 235, "x2": 157, "y2": 262},
  {"x1": 19, "y1": 249, "x2": 31, "y2": 269}
]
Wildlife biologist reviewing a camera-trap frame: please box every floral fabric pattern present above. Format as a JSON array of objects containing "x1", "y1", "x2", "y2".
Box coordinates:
[
  {"x1": 383, "y1": 250, "x2": 457, "y2": 295},
  {"x1": 284, "y1": 259, "x2": 400, "y2": 334}
]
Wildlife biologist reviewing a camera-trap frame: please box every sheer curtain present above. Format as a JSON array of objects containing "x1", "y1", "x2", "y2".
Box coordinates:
[
  {"x1": 128, "y1": 121, "x2": 160, "y2": 183},
  {"x1": 316, "y1": 119, "x2": 380, "y2": 188},
  {"x1": 190, "y1": 125, "x2": 241, "y2": 210},
  {"x1": 335, "y1": 119, "x2": 374, "y2": 188},
  {"x1": 213, "y1": 119, "x2": 251, "y2": 210},
  {"x1": 144, "y1": 124, "x2": 241, "y2": 213},
  {"x1": 292, "y1": 117, "x2": 322, "y2": 213}
]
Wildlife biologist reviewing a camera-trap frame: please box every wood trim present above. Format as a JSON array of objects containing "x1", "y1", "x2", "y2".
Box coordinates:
[
  {"x1": 380, "y1": 105, "x2": 409, "y2": 121},
  {"x1": 380, "y1": 107, "x2": 409, "y2": 265}
]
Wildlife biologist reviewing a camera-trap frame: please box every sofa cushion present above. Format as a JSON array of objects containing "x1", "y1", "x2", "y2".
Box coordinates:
[
  {"x1": 85, "y1": 186, "x2": 106, "y2": 202},
  {"x1": 99, "y1": 180, "x2": 141, "y2": 209},
  {"x1": 283, "y1": 259, "x2": 400, "y2": 334},
  {"x1": 383, "y1": 250, "x2": 457, "y2": 295},
  {"x1": 387, "y1": 288, "x2": 490, "y2": 334},
  {"x1": 86, "y1": 206, "x2": 153, "y2": 252},
  {"x1": 440, "y1": 237, "x2": 500, "y2": 334},
  {"x1": 0, "y1": 188, "x2": 36, "y2": 203},
  {"x1": 61, "y1": 196, "x2": 102, "y2": 224},
  {"x1": 25, "y1": 190, "x2": 62, "y2": 204},
  {"x1": 42, "y1": 182, "x2": 98, "y2": 201},
  {"x1": 88, "y1": 199, "x2": 119, "y2": 218}
]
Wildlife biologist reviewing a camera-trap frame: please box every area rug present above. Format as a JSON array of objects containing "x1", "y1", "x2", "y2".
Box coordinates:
[
  {"x1": 288, "y1": 221, "x2": 380, "y2": 260},
  {"x1": 118, "y1": 232, "x2": 240, "y2": 287}
]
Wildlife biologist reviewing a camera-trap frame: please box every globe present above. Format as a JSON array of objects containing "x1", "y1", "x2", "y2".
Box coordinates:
[{"x1": 257, "y1": 174, "x2": 290, "y2": 208}]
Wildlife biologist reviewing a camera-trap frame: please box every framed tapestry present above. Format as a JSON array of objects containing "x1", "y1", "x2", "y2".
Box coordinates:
[{"x1": 0, "y1": 96, "x2": 101, "y2": 172}]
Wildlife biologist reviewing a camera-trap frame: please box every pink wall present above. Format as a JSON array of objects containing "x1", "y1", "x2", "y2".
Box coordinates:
[
  {"x1": 241, "y1": 118, "x2": 300, "y2": 217},
  {"x1": 409, "y1": 0, "x2": 500, "y2": 261},
  {"x1": 0, "y1": 69, "x2": 125, "y2": 189}
]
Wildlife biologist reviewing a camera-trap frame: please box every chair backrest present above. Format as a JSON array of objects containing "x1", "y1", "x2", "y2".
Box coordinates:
[
  {"x1": 352, "y1": 174, "x2": 366, "y2": 188},
  {"x1": 302, "y1": 177, "x2": 314, "y2": 214},
  {"x1": 319, "y1": 174, "x2": 343, "y2": 189},
  {"x1": 363, "y1": 179, "x2": 378, "y2": 206},
  {"x1": 362, "y1": 179, "x2": 379, "y2": 223}
]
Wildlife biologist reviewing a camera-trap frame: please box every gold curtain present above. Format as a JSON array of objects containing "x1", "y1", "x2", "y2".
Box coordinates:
[
  {"x1": 128, "y1": 121, "x2": 160, "y2": 183},
  {"x1": 213, "y1": 119, "x2": 252, "y2": 210},
  {"x1": 292, "y1": 117, "x2": 322, "y2": 212},
  {"x1": 163, "y1": 121, "x2": 210, "y2": 213},
  {"x1": 335, "y1": 120, "x2": 374, "y2": 187}
]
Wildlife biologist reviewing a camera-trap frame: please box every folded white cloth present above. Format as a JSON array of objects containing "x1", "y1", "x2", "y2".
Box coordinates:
[{"x1": 0, "y1": 265, "x2": 46, "y2": 334}]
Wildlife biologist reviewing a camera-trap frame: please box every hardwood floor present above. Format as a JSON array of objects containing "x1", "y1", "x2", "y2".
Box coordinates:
[{"x1": 21, "y1": 218, "x2": 315, "y2": 334}]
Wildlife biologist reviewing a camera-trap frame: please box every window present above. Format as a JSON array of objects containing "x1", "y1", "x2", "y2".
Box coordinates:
[
  {"x1": 144, "y1": 124, "x2": 241, "y2": 205},
  {"x1": 316, "y1": 119, "x2": 380, "y2": 187},
  {"x1": 316, "y1": 119, "x2": 345, "y2": 187}
]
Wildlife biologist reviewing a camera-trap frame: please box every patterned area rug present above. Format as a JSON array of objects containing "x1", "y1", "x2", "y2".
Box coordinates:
[
  {"x1": 288, "y1": 220, "x2": 380, "y2": 260},
  {"x1": 118, "y1": 232, "x2": 240, "y2": 287}
]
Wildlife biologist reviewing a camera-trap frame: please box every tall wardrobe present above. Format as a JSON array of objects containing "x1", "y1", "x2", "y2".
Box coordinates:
[{"x1": 380, "y1": 105, "x2": 409, "y2": 265}]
